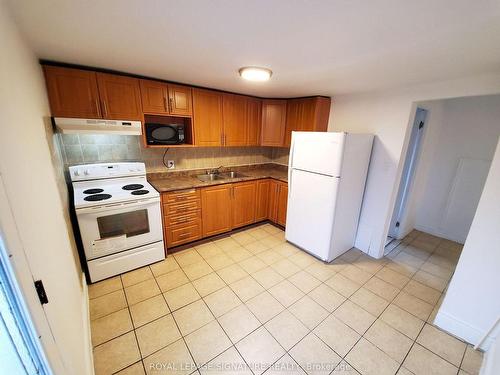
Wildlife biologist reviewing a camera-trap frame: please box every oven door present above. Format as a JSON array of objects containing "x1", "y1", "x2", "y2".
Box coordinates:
[{"x1": 76, "y1": 198, "x2": 163, "y2": 260}]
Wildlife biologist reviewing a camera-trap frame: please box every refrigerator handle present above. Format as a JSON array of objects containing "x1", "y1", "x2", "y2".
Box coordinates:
[{"x1": 288, "y1": 132, "x2": 295, "y2": 192}]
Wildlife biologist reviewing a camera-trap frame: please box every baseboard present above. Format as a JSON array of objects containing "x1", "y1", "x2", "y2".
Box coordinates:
[
  {"x1": 413, "y1": 224, "x2": 465, "y2": 244},
  {"x1": 81, "y1": 273, "x2": 94, "y2": 375},
  {"x1": 480, "y1": 336, "x2": 499, "y2": 375},
  {"x1": 435, "y1": 310, "x2": 494, "y2": 350}
]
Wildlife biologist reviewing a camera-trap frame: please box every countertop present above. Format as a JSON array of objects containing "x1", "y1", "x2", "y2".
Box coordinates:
[{"x1": 148, "y1": 164, "x2": 288, "y2": 193}]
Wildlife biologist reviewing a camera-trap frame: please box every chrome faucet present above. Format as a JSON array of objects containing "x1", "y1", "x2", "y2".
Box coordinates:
[{"x1": 207, "y1": 165, "x2": 223, "y2": 175}]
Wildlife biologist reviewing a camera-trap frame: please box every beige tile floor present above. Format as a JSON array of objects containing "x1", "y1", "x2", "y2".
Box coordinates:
[{"x1": 88, "y1": 224, "x2": 484, "y2": 375}]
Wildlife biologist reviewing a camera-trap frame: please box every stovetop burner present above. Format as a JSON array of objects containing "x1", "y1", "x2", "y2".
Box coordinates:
[
  {"x1": 131, "y1": 190, "x2": 149, "y2": 195},
  {"x1": 83, "y1": 188, "x2": 104, "y2": 194},
  {"x1": 122, "y1": 184, "x2": 144, "y2": 191},
  {"x1": 84, "y1": 193, "x2": 112, "y2": 202}
]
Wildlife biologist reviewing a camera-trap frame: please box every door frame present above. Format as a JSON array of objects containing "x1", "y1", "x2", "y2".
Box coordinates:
[
  {"x1": 388, "y1": 107, "x2": 427, "y2": 240},
  {"x1": 0, "y1": 174, "x2": 65, "y2": 374}
]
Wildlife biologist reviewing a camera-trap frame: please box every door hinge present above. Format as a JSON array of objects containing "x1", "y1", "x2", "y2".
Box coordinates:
[
  {"x1": 418, "y1": 121, "x2": 424, "y2": 129},
  {"x1": 34, "y1": 280, "x2": 48, "y2": 305},
  {"x1": 395, "y1": 221, "x2": 400, "y2": 227}
]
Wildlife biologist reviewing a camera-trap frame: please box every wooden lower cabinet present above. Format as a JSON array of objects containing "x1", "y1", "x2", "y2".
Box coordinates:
[
  {"x1": 267, "y1": 179, "x2": 288, "y2": 225},
  {"x1": 162, "y1": 179, "x2": 287, "y2": 248},
  {"x1": 232, "y1": 181, "x2": 257, "y2": 228},
  {"x1": 200, "y1": 184, "x2": 233, "y2": 237},
  {"x1": 276, "y1": 183, "x2": 288, "y2": 226},
  {"x1": 255, "y1": 180, "x2": 271, "y2": 221},
  {"x1": 162, "y1": 189, "x2": 202, "y2": 247}
]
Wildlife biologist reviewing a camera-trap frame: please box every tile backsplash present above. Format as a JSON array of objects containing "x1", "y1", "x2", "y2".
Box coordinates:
[
  {"x1": 272, "y1": 147, "x2": 290, "y2": 165},
  {"x1": 57, "y1": 134, "x2": 284, "y2": 172}
]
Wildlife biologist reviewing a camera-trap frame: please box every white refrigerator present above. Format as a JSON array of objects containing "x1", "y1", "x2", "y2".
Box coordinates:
[{"x1": 285, "y1": 132, "x2": 374, "y2": 262}]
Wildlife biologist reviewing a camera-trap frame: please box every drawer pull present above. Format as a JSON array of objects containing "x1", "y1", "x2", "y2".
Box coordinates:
[{"x1": 178, "y1": 232, "x2": 191, "y2": 238}]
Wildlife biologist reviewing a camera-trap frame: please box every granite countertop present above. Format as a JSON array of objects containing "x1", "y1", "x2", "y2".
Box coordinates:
[{"x1": 148, "y1": 163, "x2": 288, "y2": 193}]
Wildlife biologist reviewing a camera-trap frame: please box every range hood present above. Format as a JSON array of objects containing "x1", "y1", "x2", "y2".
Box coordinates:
[{"x1": 53, "y1": 117, "x2": 142, "y2": 135}]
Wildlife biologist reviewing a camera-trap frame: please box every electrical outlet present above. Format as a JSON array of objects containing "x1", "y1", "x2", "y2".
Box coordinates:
[{"x1": 167, "y1": 160, "x2": 175, "y2": 169}]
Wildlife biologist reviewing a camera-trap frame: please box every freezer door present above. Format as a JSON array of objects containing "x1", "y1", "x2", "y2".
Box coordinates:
[
  {"x1": 285, "y1": 168, "x2": 339, "y2": 261},
  {"x1": 289, "y1": 132, "x2": 345, "y2": 177}
]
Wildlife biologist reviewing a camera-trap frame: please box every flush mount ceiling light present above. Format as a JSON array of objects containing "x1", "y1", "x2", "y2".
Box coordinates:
[{"x1": 238, "y1": 66, "x2": 272, "y2": 82}]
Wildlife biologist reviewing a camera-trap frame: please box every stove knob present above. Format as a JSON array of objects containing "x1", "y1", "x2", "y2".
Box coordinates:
[
  {"x1": 84, "y1": 169, "x2": 90, "y2": 176},
  {"x1": 74, "y1": 170, "x2": 80, "y2": 176}
]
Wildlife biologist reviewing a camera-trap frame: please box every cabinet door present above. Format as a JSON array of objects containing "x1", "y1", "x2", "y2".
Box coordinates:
[
  {"x1": 193, "y1": 89, "x2": 223, "y2": 146},
  {"x1": 247, "y1": 97, "x2": 262, "y2": 146},
  {"x1": 268, "y1": 180, "x2": 279, "y2": 222},
  {"x1": 140, "y1": 79, "x2": 169, "y2": 114},
  {"x1": 201, "y1": 184, "x2": 232, "y2": 237},
  {"x1": 255, "y1": 179, "x2": 270, "y2": 222},
  {"x1": 276, "y1": 182, "x2": 288, "y2": 226},
  {"x1": 43, "y1": 66, "x2": 101, "y2": 118},
  {"x1": 232, "y1": 181, "x2": 257, "y2": 228},
  {"x1": 96, "y1": 73, "x2": 142, "y2": 120},
  {"x1": 222, "y1": 93, "x2": 248, "y2": 146},
  {"x1": 261, "y1": 100, "x2": 287, "y2": 146},
  {"x1": 168, "y1": 84, "x2": 193, "y2": 116},
  {"x1": 284, "y1": 98, "x2": 302, "y2": 147}
]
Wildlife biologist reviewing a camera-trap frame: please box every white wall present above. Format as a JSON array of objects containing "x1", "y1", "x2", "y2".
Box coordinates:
[
  {"x1": 330, "y1": 74, "x2": 500, "y2": 258},
  {"x1": 402, "y1": 95, "x2": 500, "y2": 243},
  {"x1": 435, "y1": 137, "x2": 500, "y2": 350},
  {"x1": 0, "y1": 1, "x2": 92, "y2": 374}
]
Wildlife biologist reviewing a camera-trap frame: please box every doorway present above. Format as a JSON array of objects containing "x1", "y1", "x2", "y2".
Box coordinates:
[{"x1": 387, "y1": 107, "x2": 427, "y2": 249}]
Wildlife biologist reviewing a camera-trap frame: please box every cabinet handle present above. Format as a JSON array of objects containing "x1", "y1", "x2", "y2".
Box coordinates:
[
  {"x1": 169, "y1": 97, "x2": 174, "y2": 111},
  {"x1": 178, "y1": 232, "x2": 190, "y2": 238},
  {"x1": 101, "y1": 100, "x2": 108, "y2": 117},
  {"x1": 163, "y1": 96, "x2": 168, "y2": 112}
]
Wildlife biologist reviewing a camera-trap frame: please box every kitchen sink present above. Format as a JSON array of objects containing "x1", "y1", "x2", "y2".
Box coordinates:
[
  {"x1": 196, "y1": 171, "x2": 248, "y2": 182},
  {"x1": 197, "y1": 173, "x2": 226, "y2": 182},
  {"x1": 219, "y1": 171, "x2": 248, "y2": 179}
]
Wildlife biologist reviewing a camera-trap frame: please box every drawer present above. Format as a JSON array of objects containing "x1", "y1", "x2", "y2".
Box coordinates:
[
  {"x1": 164, "y1": 211, "x2": 201, "y2": 226},
  {"x1": 165, "y1": 219, "x2": 202, "y2": 247},
  {"x1": 164, "y1": 189, "x2": 200, "y2": 204},
  {"x1": 163, "y1": 199, "x2": 201, "y2": 216}
]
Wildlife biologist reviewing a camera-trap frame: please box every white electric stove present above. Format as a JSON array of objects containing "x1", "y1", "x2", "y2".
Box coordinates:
[{"x1": 70, "y1": 162, "x2": 165, "y2": 282}]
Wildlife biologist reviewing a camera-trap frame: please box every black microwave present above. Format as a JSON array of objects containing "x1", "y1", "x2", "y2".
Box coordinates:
[{"x1": 145, "y1": 123, "x2": 185, "y2": 145}]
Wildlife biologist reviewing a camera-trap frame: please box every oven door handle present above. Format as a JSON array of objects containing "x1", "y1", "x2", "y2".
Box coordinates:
[{"x1": 76, "y1": 197, "x2": 160, "y2": 215}]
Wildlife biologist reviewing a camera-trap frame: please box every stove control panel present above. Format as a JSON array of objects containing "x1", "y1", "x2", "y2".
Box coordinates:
[{"x1": 69, "y1": 162, "x2": 146, "y2": 181}]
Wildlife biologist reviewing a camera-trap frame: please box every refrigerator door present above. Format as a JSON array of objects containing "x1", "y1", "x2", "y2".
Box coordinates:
[
  {"x1": 289, "y1": 132, "x2": 345, "y2": 177},
  {"x1": 285, "y1": 168, "x2": 340, "y2": 261}
]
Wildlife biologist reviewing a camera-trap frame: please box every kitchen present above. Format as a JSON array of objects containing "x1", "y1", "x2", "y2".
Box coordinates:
[{"x1": 1, "y1": 1, "x2": 499, "y2": 375}]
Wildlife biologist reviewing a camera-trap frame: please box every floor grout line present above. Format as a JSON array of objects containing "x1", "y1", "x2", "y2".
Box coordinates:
[{"x1": 90, "y1": 228, "x2": 474, "y2": 375}]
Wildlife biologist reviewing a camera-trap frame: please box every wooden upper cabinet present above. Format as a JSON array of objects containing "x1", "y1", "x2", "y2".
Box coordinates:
[
  {"x1": 222, "y1": 93, "x2": 248, "y2": 146},
  {"x1": 284, "y1": 99, "x2": 302, "y2": 146},
  {"x1": 261, "y1": 99, "x2": 287, "y2": 146},
  {"x1": 201, "y1": 184, "x2": 232, "y2": 237},
  {"x1": 247, "y1": 97, "x2": 262, "y2": 146},
  {"x1": 43, "y1": 66, "x2": 101, "y2": 118},
  {"x1": 193, "y1": 89, "x2": 223, "y2": 146},
  {"x1": 140, "y1": 79, "x2": 168, "y2": 114},
  {"x1": 255, "y1": 179, "x2": 271, "y2": 221},
  {"x1": 232, "y1": 181, "x2": 257, "y2": 228},
  {"x1": 168, "y1": 84, "x2": 193, "y2": 116},
  {"x1": 284, "y1": 97, "x2": 331, "y2": 146},
  {"x1": 96, "y1": 73, "x2": 142, "y2": 120},
  {"x1": 276, "y1": 182, "x2": 288, "y2": 226}
]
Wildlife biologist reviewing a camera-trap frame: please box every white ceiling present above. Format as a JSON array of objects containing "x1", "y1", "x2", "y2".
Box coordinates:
[{"x1": 7, "y1": 0, "x2": 500, "y2": 97}]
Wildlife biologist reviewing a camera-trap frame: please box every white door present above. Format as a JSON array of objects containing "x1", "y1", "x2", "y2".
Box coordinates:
[
  {"x1": 290, "y1": 132, "x2": 345, "y2": 176},
  {"x1": 285, "y1": 168, "x2": 340, "y2": 261}
]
